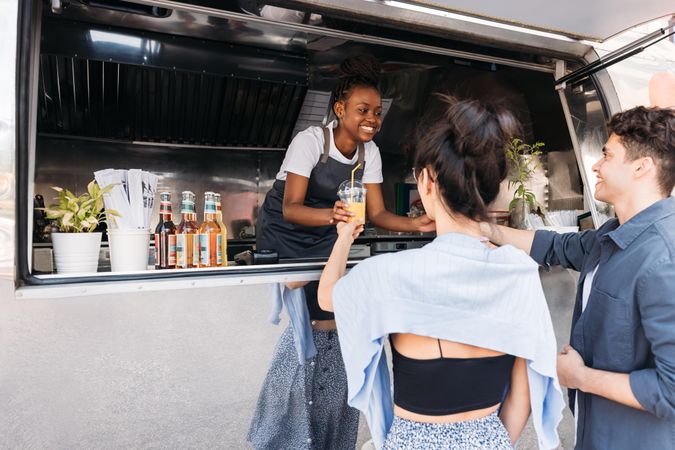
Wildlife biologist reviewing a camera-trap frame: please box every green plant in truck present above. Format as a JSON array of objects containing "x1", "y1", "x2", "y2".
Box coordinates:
[
  {"x1": 42, "y1": 180, "x2": 118, "y2": 232},
  {"x1": 505, "y1": 137, "x2": 545, "y2": 212}
]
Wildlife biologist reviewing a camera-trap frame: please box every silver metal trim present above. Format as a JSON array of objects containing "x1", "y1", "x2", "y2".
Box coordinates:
[
  {"x1": 0, "y1": 0, "x2": 19, "y2": 280},
  {"x1": 258, "y1": 0, "x2": 591, "y2": 57},
  {"x1": 16, "y1": 260, "x2": 369, "y2": 299},
  {"x1": 125, "y1": 0, "x2": 557, "y2": 73},
  {"x1": 556, "y1": 55, "x2": 617, "y2": 228},
  {"x1": 37, "y1": 133, "x2": 288, "y2": 151}
]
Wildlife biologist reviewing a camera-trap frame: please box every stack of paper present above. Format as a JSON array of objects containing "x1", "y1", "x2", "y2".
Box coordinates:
[{"x1": 94, "y1": 169, "x2": 158, "y2": 230}]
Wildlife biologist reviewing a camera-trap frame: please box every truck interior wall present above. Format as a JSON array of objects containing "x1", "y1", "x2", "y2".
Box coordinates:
[
  {"x1": 28, "y1": 0, "x2": 583, "y2": 278},
  {"x1": 34, "y1": 62, "x2": 578, "y2": 242}
]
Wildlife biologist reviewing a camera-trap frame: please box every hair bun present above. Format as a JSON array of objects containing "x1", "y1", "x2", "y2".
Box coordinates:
[
  {"x1": 338, "y1": 54, "x2": 381, "y2": 85},
  {"x1": 438, "y1": 95, "x2": 521, "y2": 159}
]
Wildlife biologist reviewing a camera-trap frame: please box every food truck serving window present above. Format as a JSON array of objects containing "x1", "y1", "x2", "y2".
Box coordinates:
[{"x1": 12, "y1": 0, "x2": 672, "y2": 294}]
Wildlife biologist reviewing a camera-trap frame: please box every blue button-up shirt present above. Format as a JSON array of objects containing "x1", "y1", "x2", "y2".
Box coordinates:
[{"x1": 531, "y1": 197, "x2": 675, "y2": 450}]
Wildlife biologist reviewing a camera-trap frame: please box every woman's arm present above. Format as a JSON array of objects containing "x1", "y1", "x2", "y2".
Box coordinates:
[
  {"x1": 283, "y1": 173, "x2": 353, "y2": 226},
  {"x1": 318, "y1": 221, "x2": 362, "y2": 312},
  {"x1": 499, "y1": 357, "x2": 531, "y2": 445},
  {"x1": 365, "y1": 183, "x2": 434, "y2": 232}
]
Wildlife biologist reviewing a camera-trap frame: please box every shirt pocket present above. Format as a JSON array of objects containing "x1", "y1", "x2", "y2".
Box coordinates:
[{"x1": 587, "y1": 289, "x2": 634, "y2": 370}]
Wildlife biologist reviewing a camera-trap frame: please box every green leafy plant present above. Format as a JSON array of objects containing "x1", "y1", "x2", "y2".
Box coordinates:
[
  {"x1": 42, "y1": 180, "x2": 119, "y2": 233},
  {"x1": 505, "y1": 138, "x2": 545, "y2": 211}
]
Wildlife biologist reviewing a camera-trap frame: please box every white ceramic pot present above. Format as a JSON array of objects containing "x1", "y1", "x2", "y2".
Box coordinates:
[{"x1": 51, "y1": 232, "x2": 102, "y2": 274}]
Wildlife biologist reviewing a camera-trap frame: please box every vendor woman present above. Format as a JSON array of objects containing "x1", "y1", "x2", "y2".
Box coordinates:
[{"x1": 247, "y1": 54, "x2": 433, "y2": 449}]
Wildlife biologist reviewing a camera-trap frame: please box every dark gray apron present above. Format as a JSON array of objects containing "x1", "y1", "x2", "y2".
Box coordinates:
[
  {"x1": 257, "y1": 127, "x2": 365, "y2": 259},
  {"x1": 257, "y1": 128, "x2": 365, "y2": 320}
]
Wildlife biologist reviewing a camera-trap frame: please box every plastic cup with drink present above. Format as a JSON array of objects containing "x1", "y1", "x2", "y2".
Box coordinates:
[{"x1": 338, "y1": 179, "x2": 367, "y2": 224}]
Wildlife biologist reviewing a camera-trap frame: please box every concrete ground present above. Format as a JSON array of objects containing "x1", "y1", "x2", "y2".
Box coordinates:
[{"x1": 1, "y1": 266, "x2": 577, "y2": 448}]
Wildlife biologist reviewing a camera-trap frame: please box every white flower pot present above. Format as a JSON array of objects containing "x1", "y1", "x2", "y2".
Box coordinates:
[{"x1": 51, "y1": 232, "x2": 102, "y2": 274}]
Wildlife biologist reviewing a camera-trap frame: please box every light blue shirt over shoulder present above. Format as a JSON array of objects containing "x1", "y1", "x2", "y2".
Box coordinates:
[
  {"x1": 268, "y1": 283, "x2": 316, "y2": 363},
  {"x1": 332, "y1": 233, "x2": 564, "y2": 449}
]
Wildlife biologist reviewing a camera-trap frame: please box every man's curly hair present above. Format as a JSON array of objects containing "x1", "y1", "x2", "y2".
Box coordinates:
[{"x1": 608, "y1": 106, "x2": 675, "y2": 195}]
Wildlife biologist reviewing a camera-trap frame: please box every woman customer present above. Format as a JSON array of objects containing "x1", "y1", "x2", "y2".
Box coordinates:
[
  {"x1": 318, "y1": 96, "x2": 564, "y2": 449},
  {"x1": 247, "y1": 54, "x2": 433, "y2": 450}
]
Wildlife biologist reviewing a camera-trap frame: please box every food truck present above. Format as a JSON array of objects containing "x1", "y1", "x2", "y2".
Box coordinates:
[{"x1": 1, "y1": 0, "x2": 673, "y2": 447}]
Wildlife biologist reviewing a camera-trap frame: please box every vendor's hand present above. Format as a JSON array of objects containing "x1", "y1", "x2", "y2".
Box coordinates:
[
  {"x1": 413, "y1": 214, "x2": 435, "y2": 232},
  {"x1": 336, "y1": 220, "x2": 364, "y2": 242},
  {"x1": 329, "y1": 200, "x2": 354, "y2": 224},
  {"x1": 557, "y1": 344, "x2": 587, "y2": 390}
]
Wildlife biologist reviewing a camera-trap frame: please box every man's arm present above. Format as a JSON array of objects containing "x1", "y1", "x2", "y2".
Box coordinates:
[
  {"x1": 481, "y1": 222, "x2": 597, "y2": 272},
  {"x1": 480, "y1": 223, "x2": 535, "y2": 254},
  {"x1": 558, "y1": 345, "x2": 643, "y2": 410},
  {"x1": 629, "y1": 260, "x2": 675, "y2": 420}
]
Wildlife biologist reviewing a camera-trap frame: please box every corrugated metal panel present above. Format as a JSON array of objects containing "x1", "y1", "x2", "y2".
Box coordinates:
[{"x1": 37, "y1": 55, "x2": 307, "y2": 148}]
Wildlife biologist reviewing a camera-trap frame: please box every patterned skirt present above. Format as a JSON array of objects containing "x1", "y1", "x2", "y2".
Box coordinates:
[
  {"x1": 247, "y1": 325, "x2": 360, "y2": 450},
  {"x1": 382, "y1": 411, "x2": 513, "y2": 450}
]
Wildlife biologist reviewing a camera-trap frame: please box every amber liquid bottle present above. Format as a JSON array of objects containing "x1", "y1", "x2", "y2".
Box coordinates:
[
  {"x1": 154, "y1": 192, "x2": 177, "y2": 269},
  {"x1": 199, "y1": 192, "x2": 222, "y2": 267},
  {"x1": 176, "y1": 191, "x2": 200, "y2": 269},
  {"x1": 214, "y1": 193, "x2": 228, "y2": 267}
]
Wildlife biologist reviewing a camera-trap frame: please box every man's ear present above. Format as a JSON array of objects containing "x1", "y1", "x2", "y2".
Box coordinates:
[{"x1": 634, "y1": 156, "x2": 655, "y2": 179}]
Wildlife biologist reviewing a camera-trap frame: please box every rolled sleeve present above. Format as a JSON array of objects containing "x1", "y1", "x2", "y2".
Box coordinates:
[
  {"x1": 530, "y1": 229, "x2": 596, "y2": 272},
  {"x1": 630, "y1": 260, "x2": 675, "y2": 420}
]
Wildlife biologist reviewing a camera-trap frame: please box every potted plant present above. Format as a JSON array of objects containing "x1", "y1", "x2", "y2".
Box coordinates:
[
  {"x1": 505, "y1": 138, "x2": 545, "y2": 229},
  {"x1": 42, "y1": 180, "x2": 118, "y2": 273}
]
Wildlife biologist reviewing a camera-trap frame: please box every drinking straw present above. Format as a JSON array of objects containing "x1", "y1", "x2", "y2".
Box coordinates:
[
  {"x1": 350, "y1": 163, "x2": 361, "y2": 204},
  {"x1": 351, "y1": 163, "x2": 361, "y2": 189}
]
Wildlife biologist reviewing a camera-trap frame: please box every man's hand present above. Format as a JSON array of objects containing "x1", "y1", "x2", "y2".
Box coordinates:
[{"x1": 557, "y1": 344, "x2": 588, "y2": 390}]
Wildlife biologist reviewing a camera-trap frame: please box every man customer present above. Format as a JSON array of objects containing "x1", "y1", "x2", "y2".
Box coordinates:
[{"x1": 482, "y1": 106, "x2": 675, "y2": 449}]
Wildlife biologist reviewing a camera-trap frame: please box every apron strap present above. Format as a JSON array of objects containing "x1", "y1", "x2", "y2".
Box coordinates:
[
  {"x1": 357, "y1": 142, "x2": 365, "y2": 171},
  {"x1": 320, "y1": 127, "x2": 331, "y2": 164}
]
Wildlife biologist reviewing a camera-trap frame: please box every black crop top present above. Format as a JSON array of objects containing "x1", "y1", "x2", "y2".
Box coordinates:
[
  {"x1": 304, "y1": 281, "x2": 334, "y2": 321},
  {"x1": 390, "y1": 337, "x2": 515, "y2": 416}
]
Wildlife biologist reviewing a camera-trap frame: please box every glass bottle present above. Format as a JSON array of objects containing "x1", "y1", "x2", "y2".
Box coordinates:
[
  {"x1": 199, "y1": 192, "x2": 222, "y2": 267},
  {"x1": 176, "y1": 191, "x2": 200, "y2": 269},
  {"x1": 214, "y1": 192, "x2": 228, "y2": 267},
  {"x1": 154, "y1": 192, "x2": 176, "y2": 269}
]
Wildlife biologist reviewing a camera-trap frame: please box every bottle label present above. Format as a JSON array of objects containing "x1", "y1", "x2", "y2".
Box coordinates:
[
  {"x1": 200, "y1": 233, "x2": 210, "y2": 266},
  {"x1": 176, "y1": 234, "x2": 186, "y2": 268},
  {"x1": 216, "y1": 234, "x2": 222, "y2": 266},
  {"x1": 159, "y1": 200, "x2": 172, "y2": 216},
  {"x1": 155, "y1": 233, "x2": 161, "y2": 267},
  {"x1": 192, "y1": 234, "x2": 200, "y2": 267},
  {"x1": 168, "y1": 234, "x2": 176, "y2": 266},
  {"x1": 204, "y1": 200, "x2": 217, "y2": 214}
]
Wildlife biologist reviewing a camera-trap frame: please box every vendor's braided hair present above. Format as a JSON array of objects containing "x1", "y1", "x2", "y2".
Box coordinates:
[{"x1": 329, "y1": 54, "x2": 381, "y2": 118}]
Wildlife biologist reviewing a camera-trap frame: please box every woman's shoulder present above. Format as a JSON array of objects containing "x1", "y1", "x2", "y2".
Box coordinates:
[{"x1": 487, "y1": 244, "x2": 538, "y2": 268}]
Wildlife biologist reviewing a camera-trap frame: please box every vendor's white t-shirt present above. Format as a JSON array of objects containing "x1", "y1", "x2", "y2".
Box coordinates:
[{"x1": 275, "y1": 121, "x2": 383, "y2": 183}]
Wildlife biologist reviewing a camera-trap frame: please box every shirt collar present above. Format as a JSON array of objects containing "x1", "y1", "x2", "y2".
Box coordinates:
[
  {"x1": 432, "y1": 231, "x2": 489, "y2": 249},
  {"x1": 604, "y1": 197, "x2": 675, "y2": 249}
]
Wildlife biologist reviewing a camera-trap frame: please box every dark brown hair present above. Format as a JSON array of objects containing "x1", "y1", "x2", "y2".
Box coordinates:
[
  {"x1": 414, "y1": 95, "x2": 521, "y2": 221},
  {"x1": 608, "y1": 106, "x2": 675, "y2": 195},
  {"x1": 330, "y1": 54, "x2": 381, "y2": 110}
]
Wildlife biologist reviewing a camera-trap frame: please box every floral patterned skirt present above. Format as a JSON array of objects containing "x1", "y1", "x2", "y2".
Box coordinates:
[
  {"x1": 247, "y1": 325, "x2": 359, "y2": 450},
  {"x1": 383, "y1": 411, "x2": 513, "y2": 450}
]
